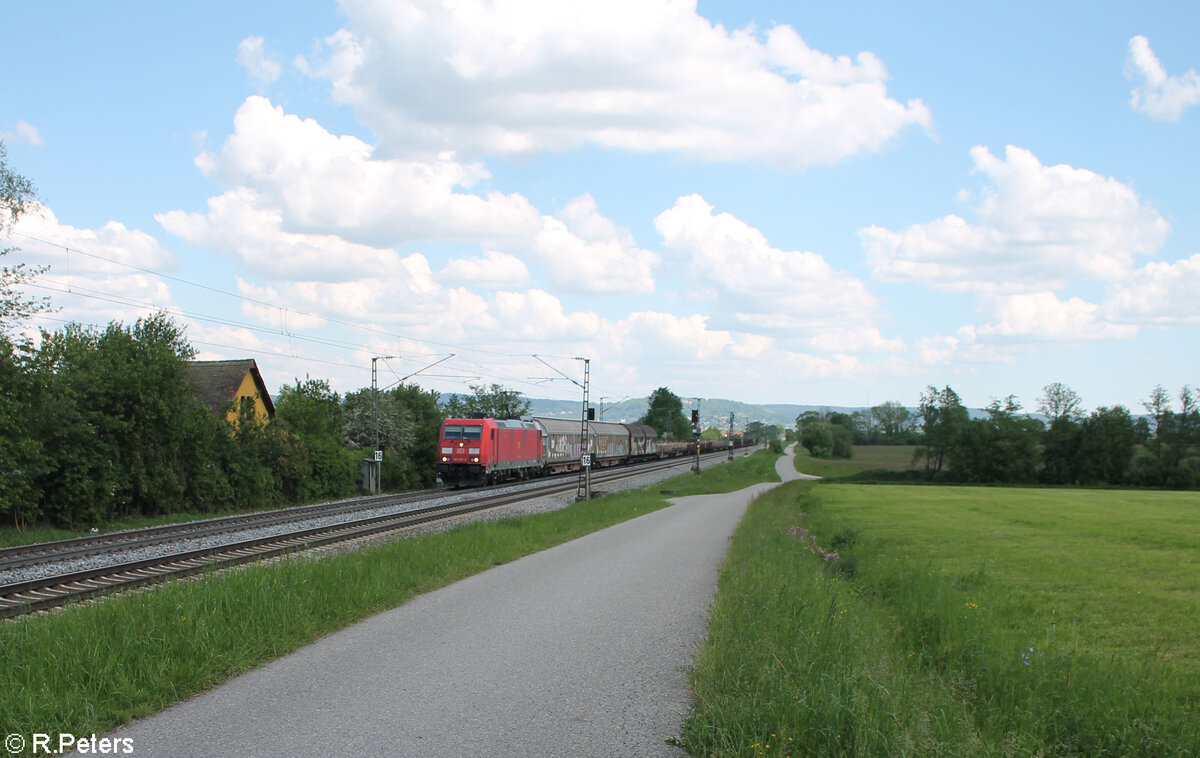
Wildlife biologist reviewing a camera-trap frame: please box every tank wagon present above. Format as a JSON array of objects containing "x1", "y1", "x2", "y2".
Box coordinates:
[{"x1": 436, "y1": 416, "x2": 757, "y2": 487}]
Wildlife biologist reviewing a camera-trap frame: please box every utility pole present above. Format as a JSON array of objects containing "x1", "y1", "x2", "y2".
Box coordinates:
[
  {"x1": 692, "y1": 400, "x2": 701, "y2": 475},
  {"x1": 728, "y1": 411, "x2": 735, "y2": 460},
  {"x1": 369, "y1": 355, "x2": 399, "y2": 494},
  {"x1": 598, "y1": 395, "x2": 628, "y2": 420},
  {"x1": 533, "y1": 354, "x2": 592, "y2": 501},
  {"x1": 369, "y1": 353, "x2": 455, "y2": 494},
  {"x1": 580, "y1": 358, "x2": 591, "y2": 502}
]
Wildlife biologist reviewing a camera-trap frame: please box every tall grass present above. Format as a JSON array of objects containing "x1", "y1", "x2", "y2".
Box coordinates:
[
  {"x1": 682, "y1": 483, "x2": 986, "y2": 757},
  {"x1": 0, "y1": 451, "x2": 779, "y2": 746},
  {"x1": 682, "y1": 482, "x2": 1200, "y2": 756}
]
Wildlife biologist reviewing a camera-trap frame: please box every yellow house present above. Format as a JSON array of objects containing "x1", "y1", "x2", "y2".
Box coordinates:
[{"x1": 184, "y1": 359, "x2": 276, "y2": 424}]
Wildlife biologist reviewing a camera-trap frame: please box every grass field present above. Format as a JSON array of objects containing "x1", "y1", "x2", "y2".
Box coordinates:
[
  {"x1": 791, "y1": 444, "x2": 918, "y2": 479},
  {"x1": 0, "y1": 451, "x2": 781, "y2": 749},
  {"x1": 683, "y1": 481, "x2": 1200, "y2": 756}
]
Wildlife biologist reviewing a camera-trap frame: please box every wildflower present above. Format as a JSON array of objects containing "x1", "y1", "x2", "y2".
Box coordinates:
[{"x1": 1020, "y1": 646, "x2": 1042, "y2": 666}]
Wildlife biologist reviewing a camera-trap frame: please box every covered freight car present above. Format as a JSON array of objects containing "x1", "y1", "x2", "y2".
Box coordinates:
[
  {"x1": 529, "y1": 417, "x2": 643, "y2": 472},
  {"x1": 626, "y1": 423, "x2": 658, "y2": 461}
]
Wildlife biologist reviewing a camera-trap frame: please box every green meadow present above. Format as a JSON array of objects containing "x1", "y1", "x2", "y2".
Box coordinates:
[
  {"x1": 682, "y1": 481, "x2": 1200, "y2": 756},
  {"x1": 791, "y1": 444, "x2": 918, "y2": 479}
]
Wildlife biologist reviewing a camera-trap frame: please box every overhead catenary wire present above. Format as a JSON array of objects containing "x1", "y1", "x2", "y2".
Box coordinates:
[
  {"x1": 11, "y1": 229, "x2": 569, "y2": 361},
  {"x1": 9, "y1": 231, "x2": 590, "y2": 398}
]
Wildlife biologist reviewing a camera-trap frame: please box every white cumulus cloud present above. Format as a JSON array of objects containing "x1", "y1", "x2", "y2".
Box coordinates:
[
  {"x1": 299, "y1": 0, "x2": 931, "y2": 169},
  {"x1": 1126, "y1": 35, "x2": 1200, "y2": 122},
  {"x1": 438, "y1": 250, "x2": 531, "y2": 290},
  {"x1": 655, "y1": 194, "x2": 881, "y2": 334},
  {"x1": 1, "y1": 119, "x2": 44, "y2": 146},
  {"x1": 162, "y1": 97, "x2": 658, "y2": 300},
  {"x1": 237, "y1": 36, "x2": 283, "y2": 90},
  {"x1": 157, "y1": 187, "x2": 415, "y2": 282},
  {"x1": 1104, "y1": 253, "x2": 1200, "y2": 327},
  {"x1": 532, "y1": 195, "x2": 659, "y2": 294},
  {"x1": 977, "y1": 291, "x2": 1137, "y2": 341},
  {"x1": 862, "y1": 145, "x2": 1170, "y2": 293},
  {"x1": 9, "y1": 203, "x2": 178, "y2": 327},
  {"x1": 185, "y1": 96, "x2": 544, "y2": 248}
]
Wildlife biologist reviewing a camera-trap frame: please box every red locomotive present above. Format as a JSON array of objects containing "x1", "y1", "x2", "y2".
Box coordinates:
[{"x1": 436, "y1": 418, "x2": 544, "y2": 486}]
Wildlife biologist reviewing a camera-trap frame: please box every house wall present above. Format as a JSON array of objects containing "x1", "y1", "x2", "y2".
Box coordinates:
[{"x1": 225, "y1": 372, "x2": 272, "y2": 424}]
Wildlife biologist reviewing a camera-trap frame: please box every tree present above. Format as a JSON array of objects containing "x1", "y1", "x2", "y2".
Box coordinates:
[
  {"x1": 801, "y1": 423, "x2": 833, "y2": 457},
  {"x1": 1167, "y1": 386, "x2": 1199, "y2": 478},
  {"x1": 951, "y1": 396, "x2": 1042, "y2": 483},
  {"x1": 223, "y1": 399, "x2": 307, "y2": 508},
  {"x1": 31, "y1": 313, "x2": 219, "y2": 525},
  {"x1": 1142, "y1": 384, "x2": 1172, "y2": 460},
  {"x1": 0, "y1": 139, "x2": 51, "y2": 334},
  {"x1": 394, "y1": 384, "x2": 444, "y2": 486},
  {"x1": 849, "y1": 409, "x2": 876, "y2": 444},
  {"x1": 1076, "y1": 406, "x2": 1137, "y2": 485},
  {"x1": 915, "y1": 385, "x2": 968, "y2": 474},
  {"x1": 870, "y1": 401, "x2": 914, "y2": 443},
  {"x1": 793, "y1": 410, "x2": 850, "y2": 459},
  {"x1": 343, "y1": 387, "x2": 411, "y2": 451},
  {"x1": 0, "y1": 336, "x2": 42, "y2": 528},
  {"x1": 638, "y1": 387, "x2": 692, "y2": 440},
  {"x1": 1040, "y1": 416, "x2": 1082, "y2": 485},
  {"x1": 277, "y1": 377, "x2": 343, "y2": 440},
  {"x1": 276, "y1": 377, "x2": 355, "y2": 499},
  {"x1": 445, "y1": 383, "x2": 531, "y2": 419},
  {"x1": 1037, "y1": 382, "x2": 1082, "y2": 423},
  {"x1": 1135, "y1": 385, "x2": 1200, "y2": 486}
]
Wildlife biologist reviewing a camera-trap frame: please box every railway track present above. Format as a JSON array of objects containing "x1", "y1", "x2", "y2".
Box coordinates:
[
  {"x1": 0, "y1": 490, "x2": 436, "y2": 573},
  {"x1": 0, "y1": 453, "x2": 719, "y2": 619}
]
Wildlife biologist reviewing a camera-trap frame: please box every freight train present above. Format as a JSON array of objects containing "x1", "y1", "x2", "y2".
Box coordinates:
[{"x1": 436, "y1": 416, "x2": 754, "y2": 487}]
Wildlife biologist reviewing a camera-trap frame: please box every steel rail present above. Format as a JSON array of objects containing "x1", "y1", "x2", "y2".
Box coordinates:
[
  {"x1": 0, "y1": 490, "x2": 437, "y2": 571},
  {"x1": 0, "y1": 453, "x2": 715, "y2": 618}
]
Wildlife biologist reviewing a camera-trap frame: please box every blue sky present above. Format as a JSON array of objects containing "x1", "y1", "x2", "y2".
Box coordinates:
[{"x1": 4, "y1": 0, "x2": 1198, "y2": 416}]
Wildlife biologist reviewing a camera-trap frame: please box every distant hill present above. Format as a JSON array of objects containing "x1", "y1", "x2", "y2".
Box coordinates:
[{"x1": 527, "y1": 396, "x2": 873, "y2": 430}]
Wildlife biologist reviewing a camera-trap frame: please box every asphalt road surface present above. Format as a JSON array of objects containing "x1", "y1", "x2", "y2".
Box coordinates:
[{"x1": 109, "y1": 450, "x2": 809, "y2": 756}]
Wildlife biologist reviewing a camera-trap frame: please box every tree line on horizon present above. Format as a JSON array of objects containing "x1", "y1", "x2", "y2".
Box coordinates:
[{"x1": 796, "y1": 383, "x2": 1199, "y2": 488}]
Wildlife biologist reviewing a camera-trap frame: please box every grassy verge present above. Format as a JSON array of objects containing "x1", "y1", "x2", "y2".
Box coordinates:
[
  {"x1": 682, "y1": 482, "x2": 1200, "y2": 756},
  {"x1": 659, "y1": 449, "x2": 781, "y2": 495},
  {"x1": 791, "y1": 444, "x2": 917, "y2": 480},
  {"x1": 0, "y1": 451, "x2": 780, "y2": 745}
]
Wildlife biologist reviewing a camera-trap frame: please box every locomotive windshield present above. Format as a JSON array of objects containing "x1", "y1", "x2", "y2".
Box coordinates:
[{"x1": 443, "y1": 424, "x2": 483, "y2": 440}]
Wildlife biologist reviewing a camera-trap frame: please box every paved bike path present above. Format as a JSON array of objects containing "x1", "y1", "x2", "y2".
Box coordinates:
[{"x1": 110, "y1": 451, "x2": 808, "y2": 756}]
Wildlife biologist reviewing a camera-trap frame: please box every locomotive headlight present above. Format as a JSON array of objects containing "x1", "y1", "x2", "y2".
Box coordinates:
[
  {"x1": 441, "y1": 456, "x2": 448, "y2": 462},
  {"x1": 472, "y1": 456, "x2": 479, "y2": 463}
]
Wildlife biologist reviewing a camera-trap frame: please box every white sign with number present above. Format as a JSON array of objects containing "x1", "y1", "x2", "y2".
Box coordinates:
[
  {"x1": 581, "y1": 454, "x2": 592, "y2": 467},
  {"x1": 374, "y1": 450, "x2": 384, "y2": 462}
]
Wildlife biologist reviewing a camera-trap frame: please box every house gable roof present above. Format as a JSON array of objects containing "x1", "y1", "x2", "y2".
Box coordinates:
[{"x1": 183, "y1": 359, "x2": 276, "y2": 418}]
